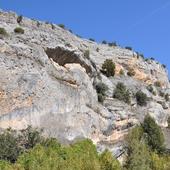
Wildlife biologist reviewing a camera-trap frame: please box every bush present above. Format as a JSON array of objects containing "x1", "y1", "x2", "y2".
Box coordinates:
[
  {"x1": 108, "y1": 42, "x2": 117, "y2": 47},
  {"x1": 135, "y1": 90, "x2": 148, "y2": 106},
  {"x1": 18, "y1": 126, "x2": 43, "y2": 150},
  {"x1": 147, "y1": 85, "x2": 156, "y2": 95},
  {"x1": 0, "y1": 128, "x2": 21, "y2": 163},
  {"x1": 125, "y1": 46, "x2": 132, "y2": 50},
  {"x1": 17, "y1": 15, "x2": 23, "y2": 24},
  {"x1": 0, "y1": 27, "x2": 8, "y2": 36},
  {"x1": 155, "y1": 81, "x2": 161, "y2": 87},
  {"x1": 102, "y1": 59, "x2": 115, "y2": 77},
  {"x1": 165, "y1": 93, "x2": 169, "y2": 101},
  {"x1": 102, "y1": 40, "x2": 107, "y2": 44},
  {"x1": 14, "y1": 27, "x2": 24, "y2": 34},
  {"x1": 97, "y1": 93, "x2": 105, "y2": 103},
  {"x1": 95, "y1": 82, "x2": 108, "y2": 104},
  {"x1": 58, "y1": 24, "x2": 65, "y2": 29},
  {"x1": 142, "y1": 115, "x2": 165, "y2": 153},
  {"x1": 89, "y1": 38, "x2": 95, "y2": 42},
  {"x1": 99, "y1": 150, "x2": 121, "y2": 170},
  {"x1": 95, "y1": 82, "x2": 108, "y2": 96},
  {"x1": 0, "y1": 127, "x2": 43, "y2": 163},
  {"x1": 124, "y1": 126, "x2": 151, "y2": 170},
  {"x1": 84, "y1": 50, "x2": 90, "y2": 59},
  {"x1": 127, "y1": 68, "x2": 135, "y2": 77},
  {"x1": 113, "y1": 82, "x2": 131, "y2": 104},
  {"x1": 119, "y1": 69, "x2": 124, "y2": 75}
]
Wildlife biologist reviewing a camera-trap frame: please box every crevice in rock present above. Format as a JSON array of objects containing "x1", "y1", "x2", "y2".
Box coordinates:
[{"x1": 45, "y1": 46, "x2": 92, "y2": 73}]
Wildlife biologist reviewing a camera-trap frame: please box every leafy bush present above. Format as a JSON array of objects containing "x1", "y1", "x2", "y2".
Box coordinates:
[
  {"x1": 113, "y1": 82, "x2": 131, "y2": 104},
  {"x1": 14, "y1": 27, "x2": 24, "y2": 34},
  {"x1": 95, "y1": 82, "x2": 108, "y2": 96},
  {"x1": 0, "y1": 128, "x2": 21, "y2": 163},
  {"x1": 97, "y1": 93, "x2": 105, "y2": 103},
  {"x1": 17, "y1": 15, "x2": 23, "y2": 24},
  {"x1": 0, "y1": 127, "x2": 43, "y2": 163},
  {"x1": 96, "y1": 48, "x2": 99, "y2": 52},
  {"x1": 155, "y1": 81, "x2": 161, "y2": 87},
  {"x1": 89, "y1": 38, "x2": 95, "y2": 42},
  {"x1": 99, "y1": 150, "x2": 121, "y2": 170},
  {"x1": 127, "y1": 68, "x2": 135, "y2": 77},
  {"x1": 162, "y1": 64, "x2": 166, "y2": 68},
  {"x1": 135, "y1": 90, "x2": 148, "y2": 106},
  {"x1": 119, "y1": 69, "x2": 124, "y2": 75},
  {"x1": 95, "y1": 82, "x2": 108, "y2": 103},
  {"x1": 102, "y1": 40, "x2": 107, "y2": 44},
  {"x1": 58, "y1": 24, "x2": 65, "y2": 29},
  {"x1": 165, "y1": 93, "x2": 169, "y2": 101},
  {"x1": 102, "y1": 59, "x2": 115, "y2": 77},
  {"x1": 124, "y1": 126, "x2": 152, "y2": 170},
  {"x1": 108, "y1": 42, "x2": 117, "y2": 47},
  {"x1": 142, "y1": 115, "x2": 165, "y2": 153},
  {"x1": 125, "y1": 46, "x2": 132, "y2": 50},
  {"x1": 84, "y1": 50, "x2": 90, "y2": 59},
  {"x1": 147, "y1": 85, "x2": 156, "y2": 95},
  {"x1": 0, "y1": 27, "x2": 8, "y2": 36}
]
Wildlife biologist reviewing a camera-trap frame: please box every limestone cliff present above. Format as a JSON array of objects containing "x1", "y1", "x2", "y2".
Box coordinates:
[{"x1": 0, "y1": 10, "x2": 170, "y2": 157}]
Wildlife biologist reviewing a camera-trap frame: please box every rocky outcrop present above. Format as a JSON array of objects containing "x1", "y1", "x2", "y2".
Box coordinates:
[{"x1": 0, "y1": 10, "x2": 170, "y2": 155}]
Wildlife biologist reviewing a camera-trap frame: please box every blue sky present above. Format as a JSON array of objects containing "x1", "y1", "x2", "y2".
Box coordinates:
[{"x1": 1, "y1": 0, "x2": 170, "y2": 74}]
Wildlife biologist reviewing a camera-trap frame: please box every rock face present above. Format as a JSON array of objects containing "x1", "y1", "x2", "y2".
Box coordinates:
[{"x1": 0, "y1": 11, "x2": 170, "y2": 155}]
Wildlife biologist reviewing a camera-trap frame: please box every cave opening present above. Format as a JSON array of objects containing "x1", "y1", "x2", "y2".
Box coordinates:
[{"x1": 45, "y1": 46, "x2": 92, "y2": 73}]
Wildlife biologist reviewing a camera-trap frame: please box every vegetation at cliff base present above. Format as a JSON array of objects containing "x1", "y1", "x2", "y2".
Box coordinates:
[
  {"x1": 0, "y1": 115, "x2": 170, "y2": 170},
  {"x1": 0, "y1": 127, "x2": 120, "y2": 170}
]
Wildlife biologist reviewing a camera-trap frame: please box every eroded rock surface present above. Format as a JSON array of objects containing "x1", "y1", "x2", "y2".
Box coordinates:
[{"x1": 0, "y1": 10, "x2": 170, "y2": 155}]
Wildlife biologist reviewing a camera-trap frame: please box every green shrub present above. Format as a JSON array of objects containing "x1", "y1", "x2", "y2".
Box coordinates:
[
  {"x1": 124, "y1": 126, "x2": 151, "y2": 170},
  {"x1": 125, "y1": 46, "x2": 132, "y2": 50},
  {"x1": 113, "y1": 82, "x2": 131, "y2": 104},
  {"x1": 102, "y1": 59, "x2": 115, "y2": 77},
  {"x1": 0, "y1": 126, "x2": 43, "y2": 163},
  {"x1": 18, "y1": 126, "x2": 43, "y2": 150},
  {"x1": 108, "y1": 42, "x2": 117, "y2": 47},
  {"x1": 58, "y1": 24, "x2": 65, "y2": 29},
  {"x1": 17, "y1": 15, "x2": 23, "y2": 24},
  {"x1": 0, "y1": 27, "x2": 8, "y2": 36},
  {"x1": 95, "y1": 82, "x2": 108, "y2": 96},
  {"x1": 97, "y1": 93, "x2": 105, "y2": 103},
  {"x1": 147, "y1": 85, "x2": 156, "y2": 95},
  {"x1": 84, "y1": 50, "x2": 90, "y2": 59},
  {"x1": 95, "y1": 82, "x2": 108, "y2": 104},
  {"x1": 162, "y1": 64, "x2": 166, "y2": 68},
  {"x1": 135, "y1": 90, "x2": 148, "y2": 106},
  {"x1": 99, "y1": 150, "x2": 121, "y2": 170},
  {"x1": 159, "y1": 91, "x2": 165, "y2": 97},
  {"x1": 155, "y1": 81, "x2": 161, "y2": 87},
  {"x1": 0, "y1": 128, "x2": 21, "y2": 163},
  {"x1": 127, "y1": 68, "x2": 135, "y2": 77},
  {"x1": 142, "y1": 115, "x2": 165, "y2": 153},
  {"x1": 51, "y1": 23, "x2": 55, "y2": 29},
  {"x1": 119, "y1": 69, "x2": 124, "y2": 75},
  {"x1": 102, "y1": 40, "x2": 107, "y2": 44},
  {"x1": 165, "y1": 93, "x2": 169, "y2": 101},
  {"x1": 14, "y1": 27, "x2": 24, "y2": 34},
  {"x1": 89, "y1": 38, "x2": 95, "y2": 42}
]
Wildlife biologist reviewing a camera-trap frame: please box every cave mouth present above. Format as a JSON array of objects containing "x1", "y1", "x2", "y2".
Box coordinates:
[{"x1": 45, "y1": 46, "x2": 91, "y2": 74}]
